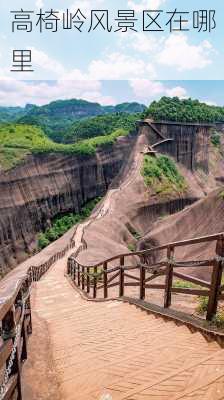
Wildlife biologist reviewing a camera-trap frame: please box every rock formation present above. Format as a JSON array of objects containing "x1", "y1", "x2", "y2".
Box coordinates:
[{"x1": 0, "y1": 135, "x2": 136, "y2": 273}]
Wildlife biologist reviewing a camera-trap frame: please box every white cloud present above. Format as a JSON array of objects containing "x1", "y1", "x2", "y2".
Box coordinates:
[
  {"x1": 119, "y1": 32, "x2": 161, "y2": 54},
  {"x1": 127, "y1": 0, "x2": 166, "y2": 13},
  {"x1": 129, "y1": 79, "x2": 187, "y2": 101},
  {"x1": 157, "y1": 34, "x2": 213, "y2": 71},
  {"x1": 30, "y1": 47, "x2": 66, "y2": 76},
  {"x1": 69, "y1": 0, "x2": 105, "y2": 14},
  {"x1": 166, "y1": 86, "x2": 187, "y2": 98},
  {"x1": 20, "y1": 47, "x2": 156, "y2": 81},
  {"x1": 87, "y1": 52, "x2": 156, "y2": 80},
  {"x1": 201, "y1": 100, "x2": 217, "y2": 106},
  {"x1": 35, "y1": 0, "x2": 44, "y2": 8},
  {"x1": 0, "y1": 80, "x2": 115, "y2": 107}
]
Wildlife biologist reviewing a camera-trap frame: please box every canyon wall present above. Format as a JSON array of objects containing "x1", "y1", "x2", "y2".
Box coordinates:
[
  {"x1": 139, "y1": 121, "x2": 211, "y2": 172},
  {"x1": 0, "y1": 135, "x2": 136, "y2": 273}
]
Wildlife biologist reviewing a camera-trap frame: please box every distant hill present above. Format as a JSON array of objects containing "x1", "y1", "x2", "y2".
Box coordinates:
[
  {"x1": 144, "y1": 97, "x2": 224, "y2": 123},
  {"x1": 64, "y1": 113, "x2": 139, "y2": 143},
  {"x1": 15, "y1": 99, "x2": 146, "y2": 142},
  {"x1": 0, "y1": 106, "x2": 26, "y2": 123}
]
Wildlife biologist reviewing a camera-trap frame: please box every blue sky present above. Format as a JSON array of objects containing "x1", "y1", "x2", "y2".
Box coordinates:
[
  {"x1": 0, "y1": 1, "x2": 223, "y2": 106},
  {"x1": 0, "y1": 80, "x2": 224, "y2": 107},
  {"x1": 0, "y1": 0, "x2": 223, "y2": 80}
]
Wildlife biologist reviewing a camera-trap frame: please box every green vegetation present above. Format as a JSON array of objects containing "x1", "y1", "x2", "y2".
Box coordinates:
[
  {"x1": 173, "y1": 280, "x2": 199, "y2": 289},
  {"x1": 64, "y1": 113, "x2": 138, "y2": 143},
  {"x1": 141, "y1": 155, "x2": 187, "y2": 195},
  {"x1": 127, "y1": 243, "x2": 136, "y2": 252},
  {"x1": 0, "y1": 124, "x2": 130, "y2": 170},
  {"x1": 210, "y1": 312, "x2": 224, "y2": 329},
  {"x1": 219, "y1": 190, "x2": 224, "y2": 200},
  {"x1": 127, "y1": 225, "x2": 142, "y2": 241},
  {"x1": 38, "y1": 197, "x2": 101, "y2": 249},
  {"x1": 196, "y1": 296, "x2": 209, "y2": 315},
  {"x1": 211, "y1": 131, "x2": 221, "y2": 147},
  {"x1": 18, "y1": 99, "x2": 145, "y2": 142},
  {"x1": 0, "y1": 148, "x2": 30, "y2": 170},
  {"x1": 144, "y1": 97, "x2": 224, "y2": 123},
  {"x1": 0, "y1": 106, "x2": 26, "y2": 123}
]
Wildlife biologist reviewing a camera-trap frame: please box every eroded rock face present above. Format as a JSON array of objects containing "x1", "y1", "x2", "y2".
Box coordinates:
[
  {"x1": 0, "y1": 136, "x2": 135, "y2": 274},
  {"x1": 140, "y1": 121, "x2": 211, "y2": 173}
]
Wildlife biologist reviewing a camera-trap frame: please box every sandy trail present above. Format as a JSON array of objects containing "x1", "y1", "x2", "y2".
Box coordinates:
[{"x1": 23, "y1": 134, "x2": 224, "y2": 400}]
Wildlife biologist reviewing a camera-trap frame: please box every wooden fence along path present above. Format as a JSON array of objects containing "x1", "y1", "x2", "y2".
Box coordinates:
[
  {"x1": 1, "y1": 232, "x2": 224, "y2": 399},
  {"x1": 68, "y1": 232, "x2": 224, "y2": 322},
  {"x1": 0, "y1": 241, "x2": 75, "y2": 400}
]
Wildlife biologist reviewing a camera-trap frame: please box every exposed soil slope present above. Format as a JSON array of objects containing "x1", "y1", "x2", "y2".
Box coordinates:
[
  {"x1": 77, "y1": 132, "x2": 218, "y2": 268},
  {"x1": 0, "y1": 135, "x2": 135, "y2": 274}
]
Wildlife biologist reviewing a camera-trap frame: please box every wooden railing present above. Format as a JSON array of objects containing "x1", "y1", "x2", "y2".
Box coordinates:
[
  {"x1": 0, "y1": 239, "x2": 76, "y2": 399},
  {"x1": 67, "y1": 233, "x2": 224, "y2": 321},
  {"x1": 0, "y1": 274, "x2": 32, "y2": 400},
  {"x1": 30, "y1": 240, "x2": 76, "y2": 282}
]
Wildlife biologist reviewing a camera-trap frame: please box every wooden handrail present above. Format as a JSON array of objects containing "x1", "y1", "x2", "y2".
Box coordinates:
[
  {"x1": 0, "y1": 276, "x2": 32, "y2": 400},
  {"x1": 68, "y1": 232, "x2": 224, "y2": 322},
  {"x1": 0, "y1": 239, "x2": 76, "y2": 399},
  {"x1": 69, "y1": 232, "x2": 224, "y2": 268}
]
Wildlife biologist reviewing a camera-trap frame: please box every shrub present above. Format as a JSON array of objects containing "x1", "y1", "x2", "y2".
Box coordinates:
[
  {"x1": 211, "y1": 133, "x2": 221, "y2": 147},
  {"x1": 128, "y1": 243, "x2": 135, "y2": 252},
  {"x1": 196, "y1": 296, "x2": 209, "y2": 315},
  {"x1": 38, "y1": 198, "x2": 102, "y2": 250},
  {"x1": 38, "y1": 233, "x2": 50, "y2": 249},
  {"x1": 0, "y1": 124, "x2": 130, "y2": 170},
  {"x1": 211, "y1": 312, "x2": 224, "y2": 329},
  {"x1": 141, "y1": 155, "x2": 187, "y2": 194},
  {"x1": 143, "y1": 96, "x2": 224, "y2": 123},
  {"x1": 173, "y1": 280, "x2": 198, "y2": 289}
]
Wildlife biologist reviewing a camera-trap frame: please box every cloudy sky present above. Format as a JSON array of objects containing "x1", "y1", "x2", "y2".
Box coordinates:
[
  {"x1": 0, "y1": 80, "x2": 223, "y2": 108},
  {"x1": 0, "y1": 0, "x2": 222, "y2": 80},
  {"x1": 0, "y1": 0, "x2": 223, "y2": 106}
]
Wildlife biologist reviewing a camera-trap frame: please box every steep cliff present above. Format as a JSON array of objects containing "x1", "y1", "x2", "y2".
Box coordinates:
[{"x1": 0, "y1": 135, "x2": 136, "y2": 273}]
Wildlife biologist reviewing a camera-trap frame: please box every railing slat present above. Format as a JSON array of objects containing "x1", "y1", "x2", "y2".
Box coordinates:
[
  {"x1": 103, "y1": 262, "x2": 108, "y2": 299},
  {"x1": 206, "y1": 237, "x2": 224, "y2": 321},
  {"x1": 164, "y1": 246, "x2": 174, "y2": 308}
]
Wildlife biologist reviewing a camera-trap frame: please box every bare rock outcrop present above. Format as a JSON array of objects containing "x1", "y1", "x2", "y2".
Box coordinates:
[{"x1": 0, "y1": 135, "x2": 136, "y2": 273}]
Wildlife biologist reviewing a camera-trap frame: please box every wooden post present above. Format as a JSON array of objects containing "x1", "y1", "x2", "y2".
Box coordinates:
[
  {"x1": 26, "y1": 294, "x2": 32, "y2": 335},
  {"x1": 77, "y1": 264, "x2": 80, "y2": 286},
  {"x1": 164, "y1": 246, "x2": 174, "y2": 308},
  {"x1": 119, "y1": 256, "x2": 125, "y2": 297},
  {"x1": 206, "y1": 236, "x2": 224, "y2": 321},
  {"x1": 103, "y1": 262, "x2": 108, "y2": 299},
  {"x1": 82, "y1": 266, "x2": 85, "y2": 290},
  {"x1": 140, "y1": 265, "x2": 146, "y2": 300},
  {"x1": 2, "y1": 308, "x2": 22, "y2": 400},
  {"x1": 87, "y1": 267, "x2": 90, "y2": 294},
  {"x1": 21, "y1": 318, "x2": 28, "y2": 361},
  {"x1": 93, "y1": 266, "x2": 97, "y2": 299},
  {"x1": 74, "y1": 262, "x2": 77, "y2": 283}
]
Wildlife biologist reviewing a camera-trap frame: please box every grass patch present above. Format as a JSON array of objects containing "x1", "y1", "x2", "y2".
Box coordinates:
[
  {"x1": 210, "y1": 312, "x2": 224, "y2": 329},
  {"x1": 219, "y1": 190, "x2": 224, "y2": 200},
  {"x1": 196, "y1": 296, "x2": 209, "y2": 315},
  {"x1": 127, "y1": 226, "x2": 142, "y2": 241},
  {"x1": 38, "y1": 197, "x2": 101, "y2": 250},
  {"x1": 211, "y1": 132, "x2": 221, "y2": 148},
  {"x1": 127, "y1": 243, "x2": 136, "y2": 252},
  {"x1": 173, "y1": 280, "x2": 199, "y2": 289},
  {"x1": 0, "y1": 124, "x2": 130, "y2": 170},
  {"x1": 141, "y1": 155, "x2": 187, "y2": 195},
  {"x1": 0, "y1": 147, "x2": 30, "y2": 170}
]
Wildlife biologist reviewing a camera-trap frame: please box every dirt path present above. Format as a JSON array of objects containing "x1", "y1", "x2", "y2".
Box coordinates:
[
  {"x1": 23, "y1": 135, "x2": 224, "y2": 399},
  {"x1": 24, "y1": 251, "x2": 224, "y2": 400}
]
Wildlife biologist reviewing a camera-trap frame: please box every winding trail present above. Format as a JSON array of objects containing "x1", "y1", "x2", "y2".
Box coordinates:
[
  {"x1": 26, "y1": 252, "x2": 224, "y2": 400},
  {"x1": 23, "y1": 136, "x2": 224, "y2": 400}
]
